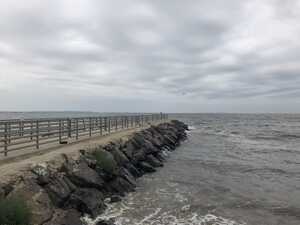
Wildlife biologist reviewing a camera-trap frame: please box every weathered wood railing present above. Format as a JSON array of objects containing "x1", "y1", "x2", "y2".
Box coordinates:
[{"x1": 0, "y1": 113, "x2": 168, "y2": 157}]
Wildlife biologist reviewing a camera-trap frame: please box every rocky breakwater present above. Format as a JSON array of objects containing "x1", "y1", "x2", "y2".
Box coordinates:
[{"x1": 0, "y1": 120, "x2": 188, "y2": 225}]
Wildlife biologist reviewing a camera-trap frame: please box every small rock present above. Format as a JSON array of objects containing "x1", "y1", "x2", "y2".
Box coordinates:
[
  {"x1": 110, "y1": 195, "x2": 122, "y2": 203},
  {"x1": 138, "y1": 162, "x2": 156, "y2": 173},
  {"x1": 96, "y1": 219, "x2": 115, "y2": 225},
  {"x1": 145, "y1": 154, "x2": 163, "y2": 167}
]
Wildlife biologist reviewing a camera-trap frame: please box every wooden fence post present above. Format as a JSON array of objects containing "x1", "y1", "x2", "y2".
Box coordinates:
[
  {"x1": 36, "y1": 121, "x2": 39, "y2": 149},
  {"x1": 76, "y1": 118, "x2": 79, "y2": 140},
  {"x1": 100, "y1": 117, "x2": 103, "y2": 136},
  {"x1": 89, "y1": 118, "x2": 92, "y2": 137},
  {"x1": 48, "y1": 121, "x2": 50, "y2": 136},
  {"x1": 8, "y1": 122, "x2": 11, "y2": 144},
  {"x1": 68, "y1": 118, "x2": 72, "y2": 138},
  {"x1": 4, "y1": 123, "x2": 8, "y2": 156},
  {"x1": 115, "y1": 117, "x2": 118, "y2": 131},
  {"x1": 108, "y1": 117, "x2": 111, "y2": 133},
  {"x1": 30, "y1": 122, "x2": 33, "y2": 140},
  {"x1": 59, "y1": 120, "x2": 62, "y2": 144}
]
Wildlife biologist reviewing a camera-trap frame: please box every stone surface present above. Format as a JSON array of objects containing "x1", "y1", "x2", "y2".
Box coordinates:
[
  {"x1": 8, "y1": 179, "x2": 54, "y2": 225},
  {"x1": 44, "y1": 209, "x2": 82, "y2": 225},
  {"x1": 68, "y1": 188, "x2": 105, "y2": 217},
  {"x1": 138, "y1": 161, "x2": 156, "y2": 173},
  {"x1": 145, "y1": 154, "x2": 163, "y2": 167},
  {"x1": 44, "y1": 175, "x2": 76, "y2": 207},
  {"x1": 63, "y1": 159, "x2": 105, "y2": 190},
  {"x1": 96, "y1": 219, "x2": 115, "y2": 225}
]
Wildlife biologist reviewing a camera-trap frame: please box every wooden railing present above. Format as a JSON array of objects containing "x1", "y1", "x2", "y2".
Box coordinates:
[{"x1": 0, "y1": 113, "x2": 168, "y2": 157}]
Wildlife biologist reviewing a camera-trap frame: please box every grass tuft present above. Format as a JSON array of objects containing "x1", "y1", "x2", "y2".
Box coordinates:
[{"x1": 0, "y1": 196, "x2": 31, "y2": 225}]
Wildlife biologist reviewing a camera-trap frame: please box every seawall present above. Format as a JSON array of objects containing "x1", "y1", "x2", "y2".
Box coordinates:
[{"x1": 0, "y1": 120, "x2": 188, "y2": 225}]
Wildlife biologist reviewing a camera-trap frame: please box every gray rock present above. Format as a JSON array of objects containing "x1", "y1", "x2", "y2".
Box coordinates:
[
  {"x1": 110, "y1": 195, "x2": 122, "y2": 203},
  {"x1": 63, "y1": 159, "x2": 105, "y2": 190},
  {"x1": 124, "y1": 163, "x2": 142, "y2": 178},
  {"x1": 8, "y1": 179, "x2": 54, "y2": 225},
  {"x1": 145, "y1": 155, "x2": 163, "y2": 167},
  {"x1": 45, "y1": 209, "x2": 82, "y2": 225},
  {"x1": 96, "y1": 219, "x2": 115, "y2": 225},
  {"x1": 120, "y1": 167, "x2": 136, "y2": 187},
  {"x1": 68, "y1": 188, "x2": 105, "y2": 217},
  {"x1": 44, "y1": 175, "x2": 76, "y2": 207},
  {"x1": 138, "y1": 162, "x2": 156, "y2": 173},
  {"x1": 107, "y1": 177, "x2": 135, "y2": 195},
  {"x1": 109, "y1": 147, "x2": 130, "y2": 167}
]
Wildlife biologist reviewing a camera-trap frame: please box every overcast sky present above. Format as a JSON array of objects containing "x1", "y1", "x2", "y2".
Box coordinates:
[{"x1": 0, "y1": 0, "x2": 300, "y2": 113}]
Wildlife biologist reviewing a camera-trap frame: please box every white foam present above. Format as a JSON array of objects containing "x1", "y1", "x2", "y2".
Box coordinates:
[
  {"x1": 83, "y1": 201, "x2": 247, "y2": 225},
  {"x1": 188, "y1": 125, "x2": 197, "y2": 130}
]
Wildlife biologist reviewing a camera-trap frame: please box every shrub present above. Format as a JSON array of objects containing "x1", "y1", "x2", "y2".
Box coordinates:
[{"x1": 0, "y1": 196, "x2": 31, "y2": 225}]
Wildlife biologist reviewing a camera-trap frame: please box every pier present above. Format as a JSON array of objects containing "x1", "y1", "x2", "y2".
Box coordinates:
[{"x1": 0, "y1": 113, "x2": 168, "y2": 158}]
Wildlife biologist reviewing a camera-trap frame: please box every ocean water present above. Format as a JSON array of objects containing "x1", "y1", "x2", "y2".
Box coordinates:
[
  {"x1": 0, "y1": 111, "x2": 140, "y2": 120},
  {"x1": 86, "y1": 113, "x2": 300, "y2": 225},
  {"x1": 1, "y1": 112, "x2": 300, "y2": 224}
]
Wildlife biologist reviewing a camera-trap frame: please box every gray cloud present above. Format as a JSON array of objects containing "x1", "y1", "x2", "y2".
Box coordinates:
[{"x1": 0, "y1": 0, "x2": 300, "y2": 113}]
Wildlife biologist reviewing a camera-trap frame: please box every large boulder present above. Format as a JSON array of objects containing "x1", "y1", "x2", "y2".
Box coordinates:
[
  {"x1": 67, "y1": 188, "x2": 105, "y2": 217},
  {"x1": 93, "y1": 148, "x2": 119, "y2": 179},
  {"x1": 145, "y1": 154, "x2": 163, "y2": 167},
  {"x1": 44, "y1": 209, "x2": 82, "y2": 225},
  {"x1": 121, "y1": 140, "x2": 136, "y2": 159},
  {"x1": 8, "y1": 179, "x2": 54, "y2": 225},
  {"x1": 119, "y1": 168, "x2": 136, "y2": 187},
  {"x1": 44, "y1": 175, "x2": 76, "y2": 207},
  {"x1": 63, "y1": 159, "x2": 105, "y2": 190},
  {"x1": 107, "y1": 146, "x2": 130, "y2": 167},
  {"x1": 137, "y1": 162, "x2": 156, "y2": 173},
  {"x1": 124, "y1": 163, "x2": 142, "y2": 178},
  {"x1": 107, "y1": 177, "x2": 135, "y2": 195}
]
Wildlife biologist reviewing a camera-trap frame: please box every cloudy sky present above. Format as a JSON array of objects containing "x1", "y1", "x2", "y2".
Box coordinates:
[{"x1": 0, "y1": 0, "x2": 300, "y2": 113}]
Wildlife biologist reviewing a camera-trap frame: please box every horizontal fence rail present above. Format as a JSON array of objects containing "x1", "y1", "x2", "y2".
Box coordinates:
[{"x1": 0, "y1": 113, "x2": 168, "y2": 157}]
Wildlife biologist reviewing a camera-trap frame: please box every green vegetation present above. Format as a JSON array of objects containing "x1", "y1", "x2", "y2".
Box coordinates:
[
  {"x1": 93, "y1": 148, "x2": 119, "y2": 175},
  {"x1": 0, "y1": 196, "x2": 31, "y2": 225}
]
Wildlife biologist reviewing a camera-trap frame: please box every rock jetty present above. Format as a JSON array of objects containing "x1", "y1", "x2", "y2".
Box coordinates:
[{"x1": 0, "y1": 120, "x2": 188, "y2": 225}]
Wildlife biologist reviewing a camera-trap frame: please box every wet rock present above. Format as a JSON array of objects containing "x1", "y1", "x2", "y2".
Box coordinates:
[
  {"x1": 132, "y1": 149, "x2": 147, "y2": 163},
  {"x1": 107, "y1": 177, "x2": 135, "y2": 195},
  {"x1": 145, "y1": 154, "x2": 163, "y2": 167},
  {"x1": 110, "y1": 195, "x2": 122, "y2": 203},
  {"x1": 45, "y1": 209, "x2": 82, "y2": 225},
  {"x1": 44, "y1": 175, "x2": 76, "y2": 207},
  {"x1": 122, "y1": 140, "x2": 136, "y2": 159},
  {"x1": 138, "y1": 161, "x2": 156, "y2": 173},
  {"x1": 155, "y1": 152, "x2": 166, "y2": 162},
  {"x1": 96, "y1": 219, "x2": 115, "y2": 225},
  {"x1": 124, "y1": 163, "x2": 142, "y2": 178},
  {"x1": 120, "y1": 167, "x2": 136, "y2": 186},
  {"x1": 108, "y1": 146, "x2": 130, "y2": 167},
  {"x1": 68, "y1": 188, "x2": 105, "y2": 217},
  {"x1": 63, "y1": 159, "x2": 105, "y2": 190}
]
